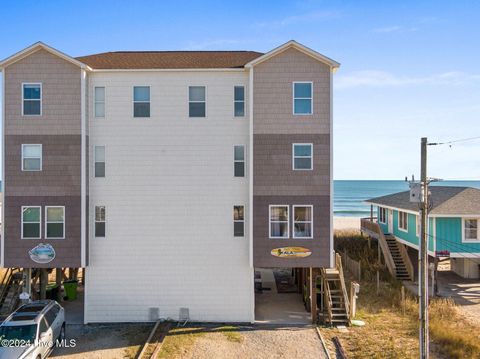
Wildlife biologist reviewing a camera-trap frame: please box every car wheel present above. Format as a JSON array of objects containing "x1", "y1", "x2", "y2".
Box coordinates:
[{"x1": 59, "y1": 323, "x2": 66, "y2": 341}]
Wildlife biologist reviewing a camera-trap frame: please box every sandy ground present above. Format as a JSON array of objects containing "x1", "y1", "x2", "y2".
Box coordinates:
[
  {"x1": 50, "y1": 323, "x2": 151, "y2": 359},
  {"x1": 334, "y1": 216, "x2": 361, "y2": 231},
  {"x1": 180, "y1": 326, "x2": 326, "y2": 359}
]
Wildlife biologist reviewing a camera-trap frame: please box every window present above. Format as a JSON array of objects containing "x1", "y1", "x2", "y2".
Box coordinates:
[
  {"x1": 44, "y1": 309, "x2": 57, "y2": 327},
  {"x1": 94, "y1": 146, "x2": 105, "y2": 178},
  {"x1": 234, "y1": 206, "x2": 244, "y2": 237},
  {"x1": 293, "y1": 143, "x2": 313, "y2": 170},
  {"x1": 95, "y1": 206, "x2": 106, "y2": 237},
  {"x1": 39, "y1": 318, "x2": 48, "y2": 335},
  {"x1": 378, "y1": 207, "x2": 387, "y2": 224},
  {"x1": 45, "y1": 206, "x2": 65, "y2": 239},
  {"x1": 464, "y1": 219, "x2": 479, "y2": 241},
  {"x1": 398, "y1": 211, "x2": 408, "y2": 231},
  {"x1": 21, "y1": 144, "x2": 42, "y2": 171},
  {"x1": 234, "y1": 145, "x2": 245, "y2": 177},
  {"x1": 94, "y1": 87, "x2": 105, "y2": 118},
  {"x1": 133, "y1": 86, "x2": 150, "y2": 117},
  {"x1": 293, "y1": 82, "x2": 312, "y2": 115},
  {"x1": 22, "y1": 206, "x2": 41, "y2": 239},
  {"x1": 234, "y1": 86, "x2": 245, "y2": 117},
  {"x1": 269, "y1": 205, "x2": 289, "y2": 238},
  {"x1": 22, "y1": 83, "x2": 41, "y2": 116},
  {"x1": 189, "y1": 86, "x2": 206, "y2": 117},
  {"x1": 416, "y1": 215, "x2": 420, "y2": 236},
  {"x1": 293, "y1": 205, "x2": 313, "y2": 238}
]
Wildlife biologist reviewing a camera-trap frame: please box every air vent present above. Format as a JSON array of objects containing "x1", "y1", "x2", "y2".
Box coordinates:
[{"x1": 179, "y1": 307, "x2": 189, "y2": 322}]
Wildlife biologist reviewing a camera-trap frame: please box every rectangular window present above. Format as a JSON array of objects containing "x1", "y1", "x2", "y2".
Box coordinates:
[
  {"x1": 293, "y1": 143, "x2": 313, "y2": 170},
  {"x1": 234, "y1": 86, "x2": 245, "y2": 117},
  {"x1": 45, "y1": 206, "x2": 65, "y2": 239},
  {"x1": 398, "y1": 211, "x2": 408, "y2": 231},
  {"x1": 416, "y1": 215, "x2": 420, "y2": 236},
  {"x1": 234, "y1": 206, "x2": 244, "y2": 237},
  {"x1": 23, "y1": 83, "x2": 42, "y2": 116},
  {"x1": 22, "y1": 144, "x2": 42, "y2": 171},
  {"x1": 293, "y1": 82, "x2": 312, "y2": 115},
  {"x1": 234, "y1": 145, "x2": 245, "y2": 177},
  {"x1": 293, "y1": 205, "x2": 313, "y2": 239},
  {"x1": 269, "y1": 205, "x2": 289, "y2": 238},
  {"x1": 94, "y1": 87, "x2": 105, "y2": 118},
  {"x1": 464, "y1": 219, "x2": 479, "y2": 241},
  {"x1": 95, "y1": 206, "x2": 106, "y2": 237},
  {"x1": 133, "y1": 86, "x2": 150, "y2": 117},
  {"x1": 189, "y1": 86, "x2": 206, "y2": 117},
  {"x1": 94, "y1": 146, "x2": 105, "y2": 178},
  {"x1": 22, "y1": 206, "x2": 41, "y2": 239},
  {"x1": 378, "y1": 207, "x2": 387, "y2": 224}
]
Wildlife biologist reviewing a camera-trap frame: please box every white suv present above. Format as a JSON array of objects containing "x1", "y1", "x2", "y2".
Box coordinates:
[{"x1": 0, "y1": 300, "x2": 65, "y2": 359}]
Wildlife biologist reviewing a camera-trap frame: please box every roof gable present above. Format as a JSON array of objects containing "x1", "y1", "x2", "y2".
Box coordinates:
[
  {"x1": 0, "y1": 42, "x2": 88, "y2": 70},
  {"x1": 245, "y1": 40, "x2": 340, "y2": 70}
]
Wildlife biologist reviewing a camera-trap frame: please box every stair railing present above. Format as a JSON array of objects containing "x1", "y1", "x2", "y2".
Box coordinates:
[
  {"x1": 321, "y1": 268, "x2": 333, "y2": 324},
  {"x1": 397, "y1": 243, "x2": 414, "y2": 281},
  {"x1": 335, "y1": 253, "x2": 350, "y2": 323}
]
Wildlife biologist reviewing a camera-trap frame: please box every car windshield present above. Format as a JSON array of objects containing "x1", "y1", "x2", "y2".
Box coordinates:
[{"x1": 0, "y1": 324, "x2": 37, "y2": 343}]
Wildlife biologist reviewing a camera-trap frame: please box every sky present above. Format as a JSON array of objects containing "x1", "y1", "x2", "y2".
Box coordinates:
[{"x1": 1, "y1": 0, "x2": 479, "y2": 180}]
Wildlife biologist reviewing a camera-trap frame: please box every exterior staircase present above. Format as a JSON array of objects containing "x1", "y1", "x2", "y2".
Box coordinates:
[
  {"x1": 385, "y1": 235, "x2": 412, "y2": 281},
  {"x1": 321, "y1": 254, "x2": 350, "y2": 326},
  {"x1": 0, "y1": 268, "x2": 23, "y2": 317}
]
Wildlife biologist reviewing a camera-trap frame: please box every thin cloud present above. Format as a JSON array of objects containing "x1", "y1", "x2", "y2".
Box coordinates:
[
  {"x1": 372, "y1": 25, "x2": 418, "y2": 33},
  {"x1": 253, "y1": 11, "x2": 340, "y2": 29},
  {"x1": 335, "y1": 70, "x2": 480, "y2": 89}
]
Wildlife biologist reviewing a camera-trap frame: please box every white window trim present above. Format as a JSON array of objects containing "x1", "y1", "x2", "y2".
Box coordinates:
[
  {"x1": 21, "y1": 206, "x2": 41, "y2": 239},
  {"x1": 21, "y1": 144, "x2": 42, "y2": 171},
  {"x1": 22, "y1": 82, "x2": 42, "y2": 116},
  {"x1": 133, "y1": 86, "x2": 151, "y2": 118},
  {"x1": 416, "y1": 215, "x2": 420, "y2": 237},
  {"x1": 45, "y1": 206, "x2": 65, "y2": 239},
  {"x1": 292, "y1": 81, "x2": 313, "y2": 115},
  {"x1": 188, "y1": 85, "x2": 207, "y2": 118},
  {"x1": 94, "y1": 86, "x2": 106, "y2": 119},
  {"x1": 234, "y1": 205, "x2": 245, "y2": 237},
  {"x1": 95, "y1": 205, "x2": 106, "y2": 238},
  {"x1": 462, "y1": 218, "x2": 479, "y2": 243},
  {"x1": 293, "y1": 205, "x2": 313, "y2": 239},
  {"x1": 234, "y1": 144, "x2": 246, "y2": 178},
  {"x1": 378, "y1": 207, "x2": 387, "y2": 224},
  {"x1": 233, "y1": 85, "x2": 245, "y2": 118},
  {"x1": 269, "y1": 205, "x2": 289, "y2": 239},
  {"x1": 398, "y1": 211, "x2": 408, "y2": 232},
  {"x1": 292, "y1": 143, "x2": 313, "y2": 170},
  {"x1": 93, "y1": 145, "x2": 106, "y2": 178}
]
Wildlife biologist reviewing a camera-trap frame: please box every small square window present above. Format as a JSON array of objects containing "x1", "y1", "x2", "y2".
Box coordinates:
[{"x1": 22, "y1": 144, "x2": 42, "y2": 171}]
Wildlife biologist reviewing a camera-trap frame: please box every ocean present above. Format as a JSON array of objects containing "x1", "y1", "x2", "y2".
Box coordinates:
[{"x1": 334, "y1": 180, "x2": 480, "y2": 217}]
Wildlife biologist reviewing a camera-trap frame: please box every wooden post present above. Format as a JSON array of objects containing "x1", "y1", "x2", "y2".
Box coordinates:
[
  {"x1": 401, "y1": 286, "x2": 406, "y2": 315},
  {"x1": 40, "y1": 269, "x2": 47, "y2": 300},
  {"x1": 310, "y1": 267, "x2": 317, "y2": 324},
  {"x1": 56, "y1": 268, "x2": 62, "y2": 286}
]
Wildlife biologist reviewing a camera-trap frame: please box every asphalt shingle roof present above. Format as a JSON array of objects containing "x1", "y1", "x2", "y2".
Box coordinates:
[
  {"x1": 76, "y1": 51, "x2": 264, "y2": 69},
  {"x1": 366, "y1": 186, "x2": 480, "y2": 215}
]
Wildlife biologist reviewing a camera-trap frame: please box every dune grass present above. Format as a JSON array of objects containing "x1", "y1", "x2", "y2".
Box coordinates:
[{"x1": 322, "y1": 232, "x2": 480, "y2": 359}]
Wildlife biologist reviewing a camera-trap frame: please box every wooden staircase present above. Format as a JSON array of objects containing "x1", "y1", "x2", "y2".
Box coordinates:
[
  {"x1": 385, "y1": 235, "x2": 412, "y2": 281},
  {"x1": 0, "y1": 268, "x2": 23, "y2": 316},
  {"x1": 321, "y1": 254, "x2": 350, "y2": 326}
]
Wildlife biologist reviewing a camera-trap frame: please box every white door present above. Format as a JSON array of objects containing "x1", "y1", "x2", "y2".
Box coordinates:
[{"x1": 388, "y1": 209, "x2": 393, "y2": 233}]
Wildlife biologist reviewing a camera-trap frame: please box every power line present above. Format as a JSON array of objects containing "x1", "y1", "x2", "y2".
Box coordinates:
[{"x1": 429, "y1": 136, "x2": 480, "y2": 146}]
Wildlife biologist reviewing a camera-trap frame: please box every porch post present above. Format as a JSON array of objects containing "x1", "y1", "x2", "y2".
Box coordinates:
[{"x1": 310, "y1": 267, "x2": 317, "y2": 323}]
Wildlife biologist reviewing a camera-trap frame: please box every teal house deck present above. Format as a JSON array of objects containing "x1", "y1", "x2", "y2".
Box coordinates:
[{"x1": 361, "y1": 186, "x2": 480, "y2": 279}]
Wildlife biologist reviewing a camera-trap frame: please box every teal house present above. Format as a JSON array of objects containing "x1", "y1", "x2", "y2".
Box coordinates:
[{"x1": 362, "y1": 186, "x2": 480, "y2": 279}]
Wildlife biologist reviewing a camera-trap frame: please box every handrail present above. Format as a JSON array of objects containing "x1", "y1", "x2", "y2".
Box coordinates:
[
  {"x1": 321, "y1": 268, "x2": 333, "y2": 324},
  {"x1": 398, "y1": 243, "x2": 414, "y2": 281},
  {"x1": 360, "y1": 218, "x2": 397, "y2": 277},
  {"x1": 335, "y1": 253, "x2": 350, "y2": 322},
  {"x1": 0, "y1": 269, "x2": 13, "y2": 306}
]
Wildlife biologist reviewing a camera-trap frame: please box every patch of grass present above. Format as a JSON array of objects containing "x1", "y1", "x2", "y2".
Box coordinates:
[
  {"x1": 121, "y1": 324, "x2": 153, "y2": 359},
  {"x1": 158, "y1": 327, "x2": 206, "y2": 359},
  {"x1": 214, "y1": 326, "x2": 243, "y2": 343}
]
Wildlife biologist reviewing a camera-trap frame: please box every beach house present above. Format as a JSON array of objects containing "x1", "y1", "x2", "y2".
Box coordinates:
[
  {"x1": 0, "y1": 40, "x2": 339, "y2": 323},
  {"x1": 361, "y1": 186, "x2": 480, "y2": 279}
]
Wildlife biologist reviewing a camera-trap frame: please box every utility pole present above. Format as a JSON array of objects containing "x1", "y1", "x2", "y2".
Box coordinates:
[{"x1": 419, "y1": 137, "x2": 429, "y2": 358}]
